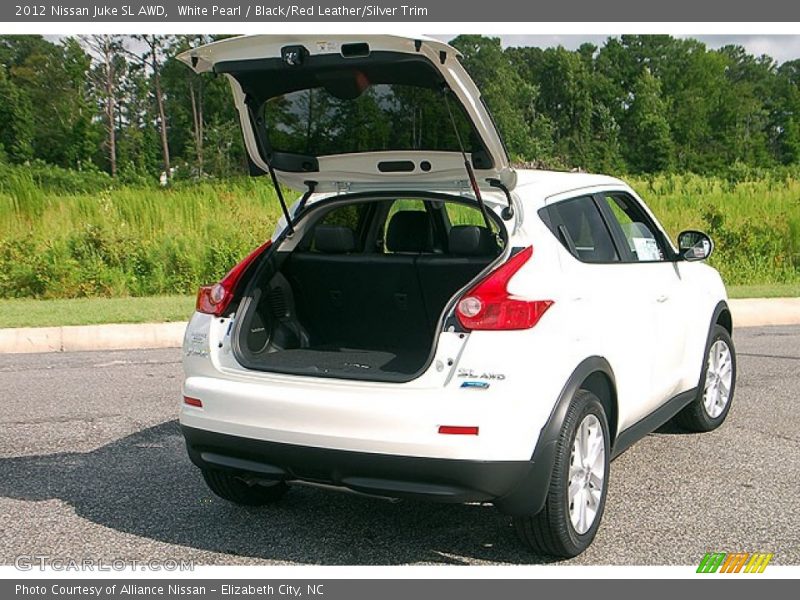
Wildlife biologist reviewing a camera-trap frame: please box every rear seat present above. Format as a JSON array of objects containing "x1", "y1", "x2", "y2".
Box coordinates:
[
  {"x1": 283, "y1": 220, "x2": 428, "y2": 350},
  {"x1": 416, "y1": 225, "x2": 498, "y2": 316},
  {"x1": 282, "y1": 219, "x2": 498, "y2": 351}
]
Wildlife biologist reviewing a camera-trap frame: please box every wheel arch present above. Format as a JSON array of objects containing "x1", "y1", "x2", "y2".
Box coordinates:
[
  {"x1": 580, "y1": 369, "x2": 618, "y2": 446},
  {"x1": 713, "y1": 300, "x2": 732, "y2": 334},
  {"x1": 494, "y1": 356, "x2": 617, "y2": 516}
]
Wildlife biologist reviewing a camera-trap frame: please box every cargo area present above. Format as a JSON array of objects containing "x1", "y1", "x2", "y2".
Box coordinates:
[{"x1": 232, "y1": 196, "x2": 506, "y2": 381}]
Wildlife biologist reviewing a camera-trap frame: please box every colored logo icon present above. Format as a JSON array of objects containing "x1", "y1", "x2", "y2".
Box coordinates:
[{"x1": 697, "y1": 552, "x2": 773, "y2": 573}]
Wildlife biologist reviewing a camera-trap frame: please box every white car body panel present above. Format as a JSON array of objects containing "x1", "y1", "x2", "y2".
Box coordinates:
[{"x1": 181, "y1": 170, "x2": 729, "y2": 463}]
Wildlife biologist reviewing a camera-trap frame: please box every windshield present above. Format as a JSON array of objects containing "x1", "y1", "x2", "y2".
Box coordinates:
[{"x1": 261, "y1": 83, "x2": 484, "y2": 157}]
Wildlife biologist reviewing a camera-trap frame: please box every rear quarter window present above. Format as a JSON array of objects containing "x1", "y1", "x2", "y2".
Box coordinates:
[{"x1": 539, "y1": 196, "x2": 620, "y2": 263}]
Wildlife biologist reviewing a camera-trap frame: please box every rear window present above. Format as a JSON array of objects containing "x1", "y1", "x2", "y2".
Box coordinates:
[
  {"x1": 541, "y1": 196, "x2": 619, "y2": 263},
  {"x1": 262, "y1": 84, "x2": 482, "y2": 157}
]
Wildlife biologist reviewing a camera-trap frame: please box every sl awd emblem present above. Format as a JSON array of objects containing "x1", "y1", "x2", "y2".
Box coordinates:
[{"x1": 457, "y1": 368, "x2": 506, "y2": 381}]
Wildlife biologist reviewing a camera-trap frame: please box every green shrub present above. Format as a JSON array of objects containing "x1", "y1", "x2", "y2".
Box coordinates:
[{"x1": 0, "y1": 166, "x2": 797, "y2": 299}]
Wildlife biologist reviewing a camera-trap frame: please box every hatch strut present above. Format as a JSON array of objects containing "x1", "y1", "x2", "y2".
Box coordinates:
[
  {"x1": 486, "y1": 178, "x2": 515, "y2": 220},
  {"x1": 246, "y1": 100, "x2": 295, "y2": 236},
  {"x1": 265, "y1": 160, "x2": 295, "y2": 236},
  {"x1": 442, "y1": 88, "x2": 492, "y2": 230},
  {"x1": 294, "y1": 180, "x2": 318, "y2": 217}
]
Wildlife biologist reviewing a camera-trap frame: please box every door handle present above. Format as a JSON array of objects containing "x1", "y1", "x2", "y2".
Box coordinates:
[{"x1": 656, "y1": 294, "x2": 669, "y2": 303}]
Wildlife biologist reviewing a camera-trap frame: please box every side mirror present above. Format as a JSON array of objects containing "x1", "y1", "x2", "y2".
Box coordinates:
[{"x1": 677, "y1": 230, "x2": 714, "y2": 261}]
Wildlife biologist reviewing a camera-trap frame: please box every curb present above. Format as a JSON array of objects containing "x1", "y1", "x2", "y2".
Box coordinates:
[
  {"x1": 0, "y1": 321, "x2": 187, "y2": 354},
  {"x1": 727, "y1": 298, "x2": 800, "y2": 328},
  {"x1": 0, "y1": 298, "x2": 797, "y2": 354}
]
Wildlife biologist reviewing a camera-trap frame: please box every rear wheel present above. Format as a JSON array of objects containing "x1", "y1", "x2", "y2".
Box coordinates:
[
  {"x1": 513, "y1": 389, "x2": 610, "y2": 558},
  {"x1": 202, "y1": 469, "x2": 289, "y2": 506},
  {"x1": 674, "y1": 324, "x2": 736, "y2": 432}
]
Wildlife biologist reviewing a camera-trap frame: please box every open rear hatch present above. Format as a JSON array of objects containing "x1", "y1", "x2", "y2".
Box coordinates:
[
  {"x1": 179, "y1": 36, "x2": 518, "y2": 382},
  {"x1": 177, "y1": 34, "x2": 516, "y2": 194}
]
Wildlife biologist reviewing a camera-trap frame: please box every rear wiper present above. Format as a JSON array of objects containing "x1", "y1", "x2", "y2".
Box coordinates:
[{"x1": 443, "y1": 87, "x2": 492, "y2": 230}]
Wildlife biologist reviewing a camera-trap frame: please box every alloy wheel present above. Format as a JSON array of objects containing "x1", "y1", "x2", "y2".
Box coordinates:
[
  {"x1": 568, "y1": 413, "x2": 606, "y2": 535},
  {"x1": 703, "y1": 339, "x2": 733, "y2": 419}
]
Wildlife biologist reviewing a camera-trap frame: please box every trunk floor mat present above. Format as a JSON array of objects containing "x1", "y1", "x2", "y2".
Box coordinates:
[{"x1": 256, "y1": 346, "x2": 427, "y2": 376}]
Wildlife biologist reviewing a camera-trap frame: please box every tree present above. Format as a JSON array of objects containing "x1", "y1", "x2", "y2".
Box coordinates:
[
  {"x1": 0, "y1": 68, "x2": 34, "y2": 162},
  {"x1": 116, "y1": 58, "x2": 160, "y2": 177},
  {"x1": 451, "y1": 35, "x2": 554, "y2": 164},
  {"x1": 60, "y1": 37, "x2": 99, "y2": 169},
  {"x1": 83, "y1": 35, "x2": 125, "y2": 177},
  {"x1": 160, "y1": 34, "x2": 248, "y2": 178},
  {"x1": 1, "y1": 33, "x2": 799, "y2": 180},
  {"x1": 131, "y1": 35, "x2": 173, "y2": 182},
  {"x1": 624, "y1": 68, "x2": 674, "y2": 172},
  {"x1": 0, "y1": 35, "x2": 98, "y2": 169}
]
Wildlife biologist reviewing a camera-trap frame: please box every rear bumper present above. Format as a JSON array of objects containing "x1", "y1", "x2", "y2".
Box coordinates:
[{"x1": 182, "y1": 425, "x2": 546, "y2": 506}]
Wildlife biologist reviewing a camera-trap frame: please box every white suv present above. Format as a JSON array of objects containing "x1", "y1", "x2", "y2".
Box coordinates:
[{"x1": 178, "y1": 35, "x2": 736, "y2": 558}]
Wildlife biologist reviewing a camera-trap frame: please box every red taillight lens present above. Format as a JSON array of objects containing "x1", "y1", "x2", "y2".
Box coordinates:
[
  {"x1": 196, "y1": 240, "x2": 272, "y2": 317},
  {"x1": 455, "y1": 246, "x2": 553, "y2": 331},
  {"x1": 183, "y1": 396, "x2": 203, "y2": 407}
]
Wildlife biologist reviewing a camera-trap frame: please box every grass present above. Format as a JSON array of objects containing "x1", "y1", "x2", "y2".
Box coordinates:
[
  {"x1": 727, "y1": 283, "x2": 800, "y2": 299},
  {"x1": 0, "y1": 165, "x2": 798, "y2": 302},
  {"x1": 0, "y1": 295, "x2": 195, "y2": 328},
  {"x1": 0, "y1": 172, "x2": 283, "y2": 299},
  {"x1": 1, "y1": 283, "x2": 795, "y2": 329}
]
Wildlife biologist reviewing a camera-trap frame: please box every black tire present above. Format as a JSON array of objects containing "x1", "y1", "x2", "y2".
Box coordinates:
[
  {"x1": 202, "y1": 469, "x2": 289, "y2": 506},
  {"x1": 674, "y1": 324, "x2": 736, "y2": 432},
  {"x1": 513, "y1": 389, "x2": 610, "y2": 558}
]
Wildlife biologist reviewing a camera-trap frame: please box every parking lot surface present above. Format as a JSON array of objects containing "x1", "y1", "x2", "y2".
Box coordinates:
[{"x1": 1, "y1": 325, "x2": 798, "y2": 565}]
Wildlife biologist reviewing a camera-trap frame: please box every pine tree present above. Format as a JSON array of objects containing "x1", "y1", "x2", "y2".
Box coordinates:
[{"x1": 624, "y1": 67, "x2": 674, "y2": 172}]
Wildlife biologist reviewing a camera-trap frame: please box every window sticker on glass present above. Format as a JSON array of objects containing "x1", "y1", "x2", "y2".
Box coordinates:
[{"x1": 632, "y1": 237, "x2": 661, "y2": 261}]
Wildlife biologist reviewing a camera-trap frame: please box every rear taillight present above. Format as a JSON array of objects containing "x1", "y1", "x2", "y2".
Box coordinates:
[
  {"x1": 455, "y1": 246, "x2": 553, "y2": 331},
  {"x1": 196, "y1": 240, "x2": 272, "y2": 317}
]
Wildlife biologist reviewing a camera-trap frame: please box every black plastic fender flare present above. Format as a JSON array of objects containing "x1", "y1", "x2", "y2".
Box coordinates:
[
  {"x1": 711, "y1": 299, "x2": 732, "y2": 333},
  {"x1": 494, "y1": 356, "x2": 615, "y2": 516}
]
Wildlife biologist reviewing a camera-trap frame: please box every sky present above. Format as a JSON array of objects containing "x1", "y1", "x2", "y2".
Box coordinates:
[{"x1": 434, "y1": 35, "x2": 800, "y2": 65}]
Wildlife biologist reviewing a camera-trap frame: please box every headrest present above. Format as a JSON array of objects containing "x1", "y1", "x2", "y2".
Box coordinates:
[
  {"x1": 314, "y1": 225, "x2": 356, "y2": 253},
  {"x1": 386, "y1": 211, "x2": 433, "y2": 253},
  {"x1": 448, "y1": 225, "x2": 497, "y2": 256}
]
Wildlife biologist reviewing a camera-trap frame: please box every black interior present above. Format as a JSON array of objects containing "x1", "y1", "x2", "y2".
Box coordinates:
[{"x1": 235, "y1": 201, "x2": 503, "y2": 382}]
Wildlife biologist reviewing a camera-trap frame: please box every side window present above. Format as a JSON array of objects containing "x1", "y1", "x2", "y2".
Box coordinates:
[
  {"x1": 307, "y1": 203, "x2": 368, "y2": 253},
  {"x1": 318, "y1": 203, "x2": 364, "y2": 230},
  {"x1": 601, "y1": 193, "x2": 667, "y2": 262},
  {"x1": 443, "y1": 201, "x2": 493, "y2": 229},
  {"x1": 544, "y1": 196, "x2": 619, "y2": 263}
]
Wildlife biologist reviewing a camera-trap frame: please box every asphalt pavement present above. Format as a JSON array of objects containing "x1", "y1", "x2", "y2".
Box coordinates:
[{"x1": 1, "y1": 325, "x2": 798, "y2": 566}]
